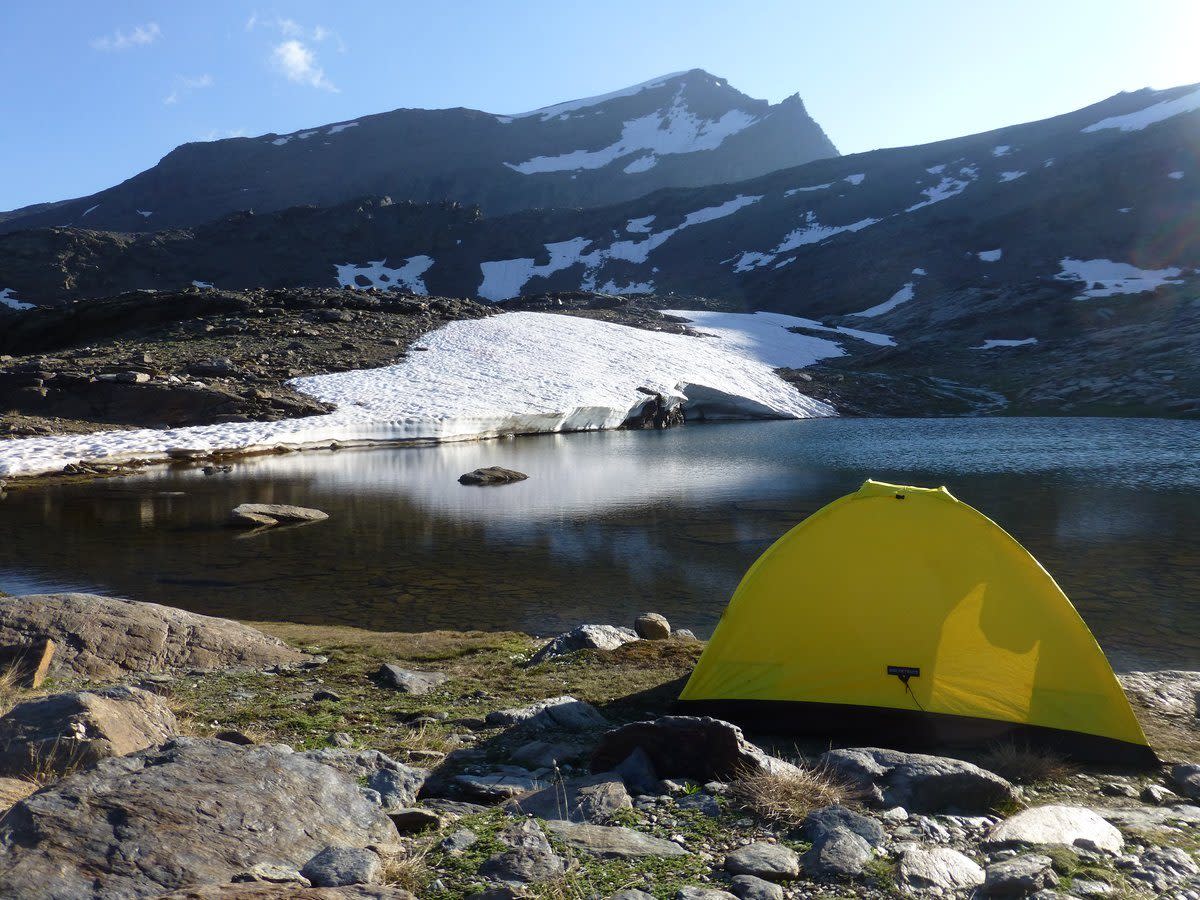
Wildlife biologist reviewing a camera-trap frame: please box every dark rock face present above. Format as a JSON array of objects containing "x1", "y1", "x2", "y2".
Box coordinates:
[
  {"x1": 0, "y1": 70, "x2": 836, "y2": 234},
  {"x1": 458, "y1": 466, "x2": 529, "y2": 486},
  {"x1": 0, "y1": 685, "x2": 177, "y2": 778},
  {"x1": 0, "y1": 593, "x2": 310, "y2": 679},
  {"x1": 0, "y1": 737, "x2": 397, "y2": 898},
  {"x1": 591, "y1": 716, "x2": 796, "y2": 782},
  {"x1": 819, "y1": 746, "x2": 1018, "y2": 814}
]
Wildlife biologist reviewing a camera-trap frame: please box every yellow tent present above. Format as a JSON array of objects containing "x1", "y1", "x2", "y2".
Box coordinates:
[{"x1": 678, "y1": 480, "x2": 1155, "y2": 765}]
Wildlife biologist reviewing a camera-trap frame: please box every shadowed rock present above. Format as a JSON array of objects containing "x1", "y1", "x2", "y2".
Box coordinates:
[
  {"x1": 0, "y1": 593, "x2": 310, "y2": 679},
  {"x1": 0, "y1": 737, "x2": 397, "y2": 899},
  {"x1": 0, "y1": 685, "x2": 177, "y2": 778},
  {"x1": 505, "y1": 772, "x2": 632, "y2": 823},
  {"x1": 458, "y1": 467, "x2": 528, "y2": 486}
]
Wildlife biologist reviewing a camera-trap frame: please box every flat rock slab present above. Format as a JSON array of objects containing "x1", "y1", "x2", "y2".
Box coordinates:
[
  {"x1": 298, "y1": 747, "x2": 428, "y2": 810},
  {"x1": 0, "y1": 593, "x2": 310, "y2": 679},
  {"x1": 724, "y1": 842, "x2": 800, "y2": 880},
  {"x1": 0, "y1": 684, "x2": 177, "y2": 778},
  {"x1": 1097, "y1": 803, "x2": 1200, "y2": 831},
  {"x1": 486, "y1": 695, "x2": 608, "y2": 731},
  {"x1": 0, "y1": 737, "x2": 396, "y2": 899},
  {"x1": 984, "y1": 805, "x2": 1124, "y2": 854},
  {"x1": 458, "y1": 467, "x2": 529, "y2": 486},
  {"x1": 157, "y1": 887, "x2": 417, "y2": 899},
  {"x1": 230, "y1": 503, "x2": 329, "y2": 528},
  {"x1": 506, "y1": 771, "x2": 631, "y2": 823},
  {"x1": 592, "y1": 716, "x2": 797, "y2": 782},
  {"x1": 546, "y1": 822, "x2": 689, "y2": 858},
  {"x1": 820, "y1": 746, "x2": 1018, "y2": 814},
  {"x1": 897, "y1": 846, "x2": 986, "y2": 893},
  {"x1": 375, "y1": 664, "x2": 448, "y2": 695},
  {"x1": 455, "y1": 770, "x2": 542, "y2": 801},
  {"x1": 528, "y1": 624, "x2": 639, "y2": 665},
  {"x1": 676, "y1": 889, "x2": 738, "y2": 900},
  {"x1": 510, "y1": 739, "x2": 589, "y2": 769}
]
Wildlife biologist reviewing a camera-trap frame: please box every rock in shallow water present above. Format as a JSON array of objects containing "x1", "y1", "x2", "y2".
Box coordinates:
[
  {"x1": 0, "y1": 593, "x2": 310, "y2": 679},
  {"x1": 0, "y1": 737, "x2": 396, "y2": 899},
  {"x1": 458, "y1": 466, "x2": 528, "y2": 486},
  {"x1": 230, "y1": 502, "x2": 329, "y2": 528}
]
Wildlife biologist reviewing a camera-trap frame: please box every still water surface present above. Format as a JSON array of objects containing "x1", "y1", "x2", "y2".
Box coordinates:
[{"x1": 1, "y1": 417, "x2": 1197, "y2": 671}]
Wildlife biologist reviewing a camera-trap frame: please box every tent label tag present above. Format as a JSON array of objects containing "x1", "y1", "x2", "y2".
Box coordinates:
[{"x1": 888, "y1": 665, "x2": 921, "y2": 678}]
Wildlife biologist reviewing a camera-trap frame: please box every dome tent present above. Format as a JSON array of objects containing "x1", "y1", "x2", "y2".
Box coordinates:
[{"x1": 678, "y1": 480, "x2": 1155, "y2": 765}]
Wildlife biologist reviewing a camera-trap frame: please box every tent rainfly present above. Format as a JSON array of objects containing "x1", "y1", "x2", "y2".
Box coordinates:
[{"x1": 678, "y1": 480, "x2": 1155, "y2": 765}]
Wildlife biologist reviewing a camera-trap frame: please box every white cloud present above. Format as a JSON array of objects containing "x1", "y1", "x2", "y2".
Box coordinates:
[
  {"x1": 271, "y1": 39, "x2": 337, "y2": 91},
  {"x1": 164, "y1": 73, "x2": 214, "y2": 105},
  {"x1": 91, "y1": 22, "x2": 161, "y2": 51},
  {"x1": 246, "y1": 13, "x2": 337, "y2": 43}
]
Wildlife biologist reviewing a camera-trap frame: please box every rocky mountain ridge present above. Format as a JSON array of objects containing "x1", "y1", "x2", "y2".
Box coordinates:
[{"x1": 0, "y1": 69, "x2": 837, "y2": 234}]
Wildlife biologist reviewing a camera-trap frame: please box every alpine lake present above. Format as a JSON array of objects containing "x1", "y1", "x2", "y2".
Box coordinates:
[{"x1": 2, "y1": 416, "x2": 1197, "y2": 672}]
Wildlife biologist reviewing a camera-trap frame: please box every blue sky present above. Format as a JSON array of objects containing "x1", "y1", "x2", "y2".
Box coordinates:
[{"x1": 3, "y1": 0, "x2": 1199, "y2": 210}]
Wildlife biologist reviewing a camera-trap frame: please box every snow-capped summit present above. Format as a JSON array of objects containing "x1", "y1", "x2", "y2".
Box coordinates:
[{"x1": 0, "y1": 69, "x2": 837, "y2": 235}]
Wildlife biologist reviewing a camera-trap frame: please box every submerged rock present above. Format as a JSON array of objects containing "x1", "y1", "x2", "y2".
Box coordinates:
[
  {"x1": 458, "y1": 466, "x2": 529, "y2": 486},
  {"x1": 0, "y1": 593, "x2": 310, "y2": 679},
  {"x1": 0, "y1": 684, "x2": 177, "y2": 778},
  {"x1": 0, "y1": 737, "x2": 396, "y2": 898}
]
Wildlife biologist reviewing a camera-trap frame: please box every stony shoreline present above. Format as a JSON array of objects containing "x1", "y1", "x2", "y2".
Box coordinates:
[{"x1": 0, "y1": 592, "x2": 1197, "y2": 898}]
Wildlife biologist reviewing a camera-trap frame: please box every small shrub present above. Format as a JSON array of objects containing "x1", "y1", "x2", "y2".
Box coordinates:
[
  {"x1": 979, "y1": 742, "x2": 1073, "y2": 785},
  {"x1": 380, "y1": 843, "x2": 432, "y2": 894},
  {"x1": 729, "y1": 762, "x2": 859, "y2": 827}
]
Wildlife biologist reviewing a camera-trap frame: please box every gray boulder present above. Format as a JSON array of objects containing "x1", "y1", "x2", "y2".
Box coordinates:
[
  {"x1": 676, "y1": 889, "x2": 738, "y2": 900},
  {"x1": 591, "y1": 716, "x2": 798, "y2": 782},
  {"x1": 478, "y1": 819, "x2": 564, "y2": 884},
  {"x1": 820, "y1": 746, "x2": 1018, "y2": 813},
  {"x1": 985, "y1": 805, "x2": 1124, "y2": 854},
  {"x1": 300, "y1": 747, "x2": 428, "y2": 810},
  {"x1": 896, "y1": 846, "x2": 986, "y2": 893},
  {"x1": 801, "y1": 805, "x2": 885, "y2": 847},
  {"x1": 486, "y1": 695, "x2": 608, "y2": 731},
  {"x1": 440, "y1": 828, "x2": 479, "y2": 853},
  {"x1": 983, "y1": 854, "x2": 1059, "y2": 895},
  {"x1": 0, "y1": 685, "x2": 177, "y2": 778},
  {"x1": 0, "y1": 593, "x2": 310, "y2": 679},
  {"x1": 301, "y1": 847, "x2": 382, "y2": 887},
  {"x1": 230, "y1": 503, "x2": 329, "y2": 528},
  {"x1": 455, "y1": 768, "x2": 542, "y2": 801},
  {"x1": 528, "y1": 625, "x2": 638, "y2": 665},
  {"x1": 609, "y1": 892, "x2": 656, "y2": 900},
  {"x1": 729, "y1": 874, "x2": 784, "y2": 900},
  {"x1": 375, "y1": 664, "x2": 447, "y2": 695},
  {"x1": 0, "y1": 737, "x2": 396, "y2": 899},
  {"x1": 614, "y1": 746, "x2": 661, "y2": 794},
  {"x1": 506, "y1": 772, "x2": 632, "y2": 823},
  {"x1": 545, "y1": 822, "x2": 689, "y2": 858},
  {"x1": 1171, "y1": 763, "x2": 1200, "y2": 800},
  {"x1": 724, "y1": 842, "x2": 800, "y2": 880},
  {"x1": 801, "y1": 827, "x2": 871, "y2": 878},
  {"x1": 510, "y1": 739, "x2": 588, "y2": 769},
  {"x1": 634, "y1": 613, "x2": 671, "y2": 640}
]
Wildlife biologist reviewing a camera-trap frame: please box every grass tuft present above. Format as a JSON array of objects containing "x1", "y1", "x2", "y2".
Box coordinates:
[
  {"x1": 978, "y1": 742, "x2": 1074, "y2": 785},
  {"x1": 729, "y1": 762, "x2": 859, "y2": 827}
]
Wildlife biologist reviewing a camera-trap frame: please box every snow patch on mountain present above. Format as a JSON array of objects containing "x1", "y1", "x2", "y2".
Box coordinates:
[
  {"x1": 327, "y1": 122, "x2": 359, "y2": 135},
  {"x1": 191, "y1": 280, "x2": 214, "y2": 289},
  {"x1": 1168, "y1": 170, "x2": 1185, "y2": 179},
  {"x1": 992, "y1": 145, "x2": 1011, "y2": 157},
  {"x1": 785, "y1": 183, "x2": 832, "y2": 195},
  {"x1": 0, "y1": 312, "x2": 831, "y2": 477},
  {"x1": 731, "y1": 210, "x2": 881, "y2": 272},
  {"x1": 0, "y1": 288, "x2": 35, "y2": 312},
  {"x1": 906, "y1": 168, "x2": 977, "y2": 211},
  {"x1": 504, "y1": 87, "x2": 759, "y2": 174},
  {"x1": 623, "y1": 155, "x2": 658, "y2": 174},
  {"x1": 849, "y1": 282, "x2": 915, "y2": 318},
  {"x1": 136, "y1": 210, "x2": 153, "y2": 218},
  {"x1": 975, "y1": 337, "x2": 1037, "y2": 349},
  {"x1": 336, "y1": 255, "x2": 435, "y2": 293},
  {"x1": 480, "y1": 194, "x2": 763, "y2": 299},
  {"x1": 977, "y1": 249, "x2": 1003, "y2": 262},
  {"x1": 999, "y1": 170, "x2": 1025, "y2": 182},
  {"x1": 844, "y1": 173, "x2": 865, "y2": 185},
  {"x1": 499, "y1": 72, "x2": 687, "y2": 122},
  {"x1": 1082, "y1": 86, "x2": 1200, "y2": 133},
  {"x1": 81, "y1": 204, "x2": 100, "y2": 218},
  {"x1": 1055, "y1": 257, "x2": 1184, "y2": 299}
]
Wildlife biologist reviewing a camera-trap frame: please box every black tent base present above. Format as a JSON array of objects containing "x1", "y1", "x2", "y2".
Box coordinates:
[{"x1": 674, "y1": 698, "x2": 1159, "y2": 768}]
